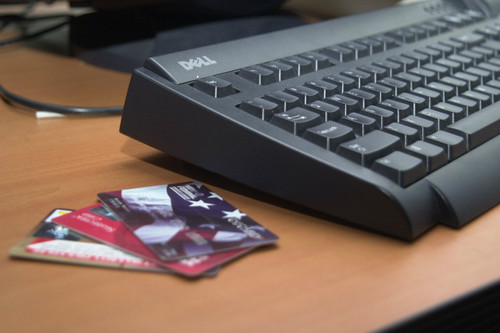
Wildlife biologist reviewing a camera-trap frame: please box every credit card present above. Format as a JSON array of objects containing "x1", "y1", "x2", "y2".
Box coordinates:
[
  {"x1": 53, "y1": 204, "x2": 251, "y2": 277},
  {"x1": 97, "y1": 181, "x2": 279, "y2": 261},
  {"x1": 9, "y1": 209, "x2": 181, "y2": 274}
]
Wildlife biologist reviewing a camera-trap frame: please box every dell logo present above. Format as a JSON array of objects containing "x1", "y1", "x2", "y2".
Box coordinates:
[
  {"x1": 422, "y1": 0, "x2": 449, "y2": 15},
  {"x1": 178, "y1": 56, "x2": 217, "y2": 71}
]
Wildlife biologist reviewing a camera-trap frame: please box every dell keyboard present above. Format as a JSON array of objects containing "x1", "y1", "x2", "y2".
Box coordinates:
[{"x1": 120, "y1": 0, "x2": 500, "y2": 240}]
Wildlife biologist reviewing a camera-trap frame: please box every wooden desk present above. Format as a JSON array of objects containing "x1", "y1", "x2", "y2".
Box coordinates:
[{"x1": 1, "y1": 13, "x2": 500, "y2": 333}]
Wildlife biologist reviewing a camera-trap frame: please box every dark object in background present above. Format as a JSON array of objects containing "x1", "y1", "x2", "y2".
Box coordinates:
[{"x1": 69, "y1": 0, "x2": 304, "y2": 72}]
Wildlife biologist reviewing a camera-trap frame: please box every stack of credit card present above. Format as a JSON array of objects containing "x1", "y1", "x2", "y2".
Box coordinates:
[{"x1": 9, "y1": 181, "x2": 279, "y2": 278}]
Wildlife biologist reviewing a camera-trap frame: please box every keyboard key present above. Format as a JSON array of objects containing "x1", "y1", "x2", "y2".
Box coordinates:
[
  {"x1": 463, "y1": 10, "x2": 485, "y2": 22},
  {"x1": 361, "y1": 83, "x2": 393, "y2": 101},
  {"x1": 426, "y1": 130, "x2": 467, "y2": 160},
  {"x1": 324, "y1": 74, "x2": 356, "y2": 92},
  {"x1": 474, "y1": 84, "x2": 500, "y2": 103},
  {"x1": 239, "y1": 65, "x2": 276, "y2": 85},
  {"x1": 459, "y1": 49, "x2": 483, "y2": 65},
  {"x1": 384, "y1": 122, "x2": 419, "y2": 145},
  {"x1": 415, "y1": 47, "x2": 441, "y2": 62},
  {"x1": 325, "y1": 94, "x2": 360, "y2": 115},
  {"x1": 304, "y1": 101, "x2": 342, "y2": 121},
  {"x1": 337, "y1": 130, "x2": 402, "y2": 166},
  {"x1": 282, "y1": 56, "x2": 315, "y2": 76},
  {"x1": 394, "y1": 92, "x2": 427, "y2": 113},
  {"x1": 358, "y1": 64, "x2": 388, "y2": 82},
  {"x1": 322, "y1": 45, "x2": 355, "y2": 62},
  {"x1": 339, "y1": 112, "x2": 377, "y2": 136},
  {"x1": 379, "y1": 77, "x2": 409, "y2": 95},
  {"x1": 488, "y1": 57, "x2": 500, "y2": 66},
  {"x1": 422, "y1": 63, "x2": 450, "y2": 79},
  {"x1": 374, "y1": 60, "x2": 403, "y2": 76},
  {"x1": 412, "y1": 87, "x2": 441, "y2": 107},
  {"x1": 440, "y1": 39, "x2": 465, "y2": 53},
  {"x1": 357, "y1": 37, "x2": 384, "y2": 54},
  {"x1": 429, "y1": 42, "x2": 453, "y2": 57},
  {"x1": 402, "y1": 115, "x2": 436, "y2": 138},
  {"x1": 305, "y1": 79, "x2": 338, "y2": 98},
  {"x1": 361, "y1": 105, "x2": 396, "y2": 128},
  {"x1": 303, "y1": 121, "x2": 355, "y2": 151},
  {"x1": 345, "y1": 88, "x2": 377, "y2": 108},
  {"x1": 379, "y1": 99, "x2": 412, "y2": 121},
  {"x1": 426, "y1": 82, "x2": 455, "y2": 100},
  {"x1": 389, "y1": 55, "x2": 416, "y2": 71},
  {"x1": 263, "y1": 91, "x2": 301, "y2": 111},
  {"x1": 286, "y1": 86, "x2": 321, "y2": 104},
  {"x1": 372, "y1": 151, "x2": 426, "y2": 187},
  {"x1": 451, "y1": 33, "x2": 485, "y2": 48},
  {"x1": 341, "y1": 41, "x2": 370, "y2": 59},
  {"x1": 440, "y1": 76, "x2": 468, "y2": 94},
  {"x1": 465, "y1": 66, "x2": 492, "y2": 84},
  {"x1": 270, "y1": 107, "x2": 322, "y2": 135},
  {"x1": 441, "y1": 14, "x2": 466, "y2": 28},
  {"x1": 453, "y1": 12, "x2": 476, "y2": 25},
  {"x1": 470, "y1": 46, "x2": 494, "y2": 60},
  {"x1": 372, "y1": 34, "x2": 400, "y2": 50},
  {"x1": 435, "y1": 58, "x2": 462, "y2": 74},
  {"x1": 405, "y1": 140, "x2": 447, "y2": 172},
  {"x1": 447, "y1": 96, "x2": 479, "y2": 115},
  {"x1": 342, "y1": 69, "x2": 371, "y2": 87},
  {"x1": 433, "y1": 102, "x2": 466, "y2": 122},
  {"x1": 299, "y1": 52, "x2": 332, "y2": 70},
  {"x1": 453, "y1": 71, "x2": 481, "y2": 89},
  {"x1": 193, "y1": 76, "x2": 236, "y2": 97},
  {"x1": 448, "y1": 54, "x2": 473, "y2": 70},
  {"x1": 239, "y1": 97, "x2": 280, "y2": 120},
  {"x1": 447, "y1": 102, "x2": 500, "y2": 149},
  {"x1": 486, "y1": 79, "x2": 500, "y2": 89},
  {"x1": 262, "y1": 61, "x2": 295, "y2": 81},
  {"x1": 427, "y1": 20, "x2": 450, "y2": 33},
  {"x1": 475, "y1": 26, "x2": 500, "y2": 40},
  {"x1": 482, "y1": 40, "x2": 500, "y2": 55},
  {"x1": 403, "y1": 51, "x2": 429, "y2": 66},
  {"x1": 418, "y1": 108, "x2": 451, "y2": 130},
  {"x1": 394, "y1": 72, "x2": 423, "y2": 90},
  {"x1": 416, "y1": 23, "x2": 439, "y2": 37},
  {"x1": 477, "y1": 62, "x2": 500, "y2": 78},
  {"x1": 461, "y1": 90, "x2": 491, "y2": 108},
  {"x1": 407, "y1": 26, "x2": 428, "y2": 40},
  {"x1": 386, "y1": 29, "x2": 416, "y2": 43},
  {"x1": 408, "y1": 67, "x2": 437, "y2": 85}
]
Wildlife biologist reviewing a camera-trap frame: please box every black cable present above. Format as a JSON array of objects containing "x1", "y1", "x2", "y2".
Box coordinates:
[
  {"x1": 0, "y1": 3, "x2": 122, "y2": 115},
  {"x1": 0, "y1": 84, "x2": 122, "y2": 115}
]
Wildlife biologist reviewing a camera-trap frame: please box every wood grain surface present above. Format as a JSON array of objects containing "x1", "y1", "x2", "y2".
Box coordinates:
[{"x1": 1, "y1": 9, "x2": 500, "y2": 333}]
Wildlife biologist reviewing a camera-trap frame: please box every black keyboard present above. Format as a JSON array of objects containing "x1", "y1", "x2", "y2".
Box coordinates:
[{"x1": 120, "y1": 0, "x2": 500, "y2": 240}]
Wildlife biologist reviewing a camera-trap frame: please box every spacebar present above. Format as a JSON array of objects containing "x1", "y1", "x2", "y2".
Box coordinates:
[{"x1": 447, "y1": 104, "x2": 500, "y2": 150}]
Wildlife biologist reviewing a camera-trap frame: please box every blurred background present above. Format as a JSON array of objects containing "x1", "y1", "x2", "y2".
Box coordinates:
[{"x1": 0, "y1": 0, "x2": 400, "y2": 72}]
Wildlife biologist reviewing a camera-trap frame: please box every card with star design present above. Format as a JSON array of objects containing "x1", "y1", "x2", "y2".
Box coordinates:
[{"x1": 97, "y1": 181, "x2": 279, "y2": 261}]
